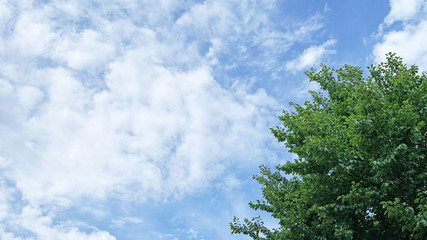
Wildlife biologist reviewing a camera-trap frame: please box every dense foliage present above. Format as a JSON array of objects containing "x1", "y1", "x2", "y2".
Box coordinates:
[{"x1": 231, "y1": 53, "x2": 427, "y2": 239}]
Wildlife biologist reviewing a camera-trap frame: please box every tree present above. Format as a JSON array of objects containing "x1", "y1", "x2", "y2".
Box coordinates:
[{"x1": 230, "y1": 53, "x2": 427, "y2": 239}]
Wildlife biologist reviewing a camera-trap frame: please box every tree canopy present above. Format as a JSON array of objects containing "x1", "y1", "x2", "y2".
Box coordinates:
[{"x1": 230, "y1": 53, "x2": 427, "y2": 239}]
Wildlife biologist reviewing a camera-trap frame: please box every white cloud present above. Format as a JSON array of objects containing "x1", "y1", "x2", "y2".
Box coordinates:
[
  {"x1": 2, "y1": 206, "x2": 116, "y2": 240},
  {"x1": 175, "y1": 1, "x2": 237, "y2": 36},
  {"x1": 10, "y1": 10, "x2": 55, "y2": 56},
  {"x1": 0, "y1": 0, "x2": 324, "y2": 238},
  {"x1": 17, "y1": 85, "x2": 44, "y2": 111},
  {"x1": 384, "y1": 0, "x2": 425, "y2": 25},
  {"x1": 110, "y1": 217, "x2": 142, "y2": 228},
  {"x1": 373, "y1": 0, "x2": 427, "y2": 70},
  {"x1": 2, "y1": 0, "x2": 281, "y2": 209},
  {"x1": 52, "y1": 29, "x2": 116, "y2": 70},
  {"x1": 288, "y1": 14, "x2": 325, "y2": 42},
  {"x1": 0, "y1": 174, "x2": 116, "y2": 240},
  {"x1": 0, "y1": 1, "x2": 11, "y2": 27},
  {"x1": 373, "y1": 20, "x2": 427, "y2": 68},
  {"x1": 171, "y1": 0, "x2": 327, "y2": 76},
  {"x1": 285, "y1": 39, "x2": 336, "y2": 72}
]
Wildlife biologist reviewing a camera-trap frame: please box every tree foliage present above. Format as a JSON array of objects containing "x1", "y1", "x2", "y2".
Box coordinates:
[{"x1": 231, "y1": 53, "x2": 427, "y2": 239}]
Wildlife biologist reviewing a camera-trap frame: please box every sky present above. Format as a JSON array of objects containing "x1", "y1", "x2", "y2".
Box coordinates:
[{"x1": 0, "y1": 0, "x2": 426, "y2": 239}]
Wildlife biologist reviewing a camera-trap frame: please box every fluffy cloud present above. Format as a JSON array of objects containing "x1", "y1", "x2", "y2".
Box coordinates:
[
  {"x1": 0, "y1": 207, "x2": 116, "y2": 240},
  {"x1": 384, "y1": 0, "x2": 425, "y2": 25},
  {"x1": 10, "y1": 11, "x2": 55, "y2": 56},
  {"x1": 373, "y1": 20, "x2": 427, "y2": 68},
  {"x1": 0, "y1": 0, "x2": 332, "y2": 238},
  {"x1": 9, "y1": 58, "x2": 278, "y2": 206},
  {"x1": 0, "y1": 175, "x2": 115, "y2": 240},
  {"x1": 285, "y1": 39, "x2": 336, "y2": 72},
  {"x1": 0, "y1": 0, "x2": 288, "y2": 238},
  {"x1": 373, "y1": 0, "x2": 427, "y2": 69}
]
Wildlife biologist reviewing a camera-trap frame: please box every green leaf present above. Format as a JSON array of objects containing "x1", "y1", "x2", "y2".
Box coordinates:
[{"x1": 231, "y1": 53, "x2": 427, "y2": 240}]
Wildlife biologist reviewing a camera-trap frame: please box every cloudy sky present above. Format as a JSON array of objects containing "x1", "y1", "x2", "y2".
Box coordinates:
[{"x1": 0, "y1": 0, "x2": 426, "y2": 239}]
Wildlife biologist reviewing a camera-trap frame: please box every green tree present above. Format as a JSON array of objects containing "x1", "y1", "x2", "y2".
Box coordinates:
[{"x1": 231, "y1": 53, "x2": 427, "y2": 239}]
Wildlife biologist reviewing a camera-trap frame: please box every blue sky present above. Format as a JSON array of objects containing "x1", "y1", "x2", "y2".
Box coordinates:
[{"x1": 1, "y1": 0, "x2": 427, "y2": 239}]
